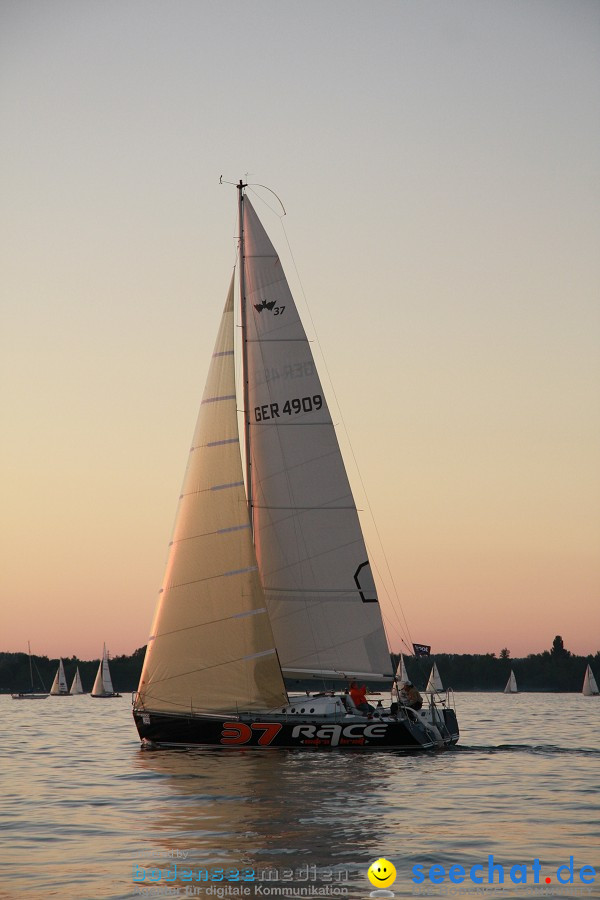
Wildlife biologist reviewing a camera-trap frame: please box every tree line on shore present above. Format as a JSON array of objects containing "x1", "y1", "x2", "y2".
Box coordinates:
[
  {"x1": 1, "y1": 636, "x2": 597, "y2": 694},
  {"x1": 0, "y1": 646, "x2": 146, "y2": 695},
  {"x1": 393, "y1": 636, "x2": 600, "y2": 693}
]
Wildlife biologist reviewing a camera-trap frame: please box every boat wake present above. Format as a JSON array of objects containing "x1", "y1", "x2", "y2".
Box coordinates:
[{"x1": 456, "y1": 743, "x2": 599, "y2": 757}]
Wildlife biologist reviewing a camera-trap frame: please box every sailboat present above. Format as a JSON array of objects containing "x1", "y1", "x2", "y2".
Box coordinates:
[
  {"x1": 132, "y1": 181, "x2": 459, "y2": 750},
  {"x1": 11, "y1": 642, "x2": 49, "y2": 699},
  {"x1": 582, "y1": 664, "x2": 599, "y2": 696},
  {"x1": 396, "y1": 654, "x2": 409, "y2": 684},
  {"x1": 426, "y1": 662, "x2": 444, "y2": 693},
  {"x1": 504, "y1": 670, "x2": 518, "y2": 694},
  {"x1": 391, "y1": 654, "x2": 409, "y2": 702},
  {"x1": 70, "y1": 666, "x2": 85, "y2": 695},
  {"x1": 50, "y1": 658, "x2": 70, "y2": 695},
  {"x1": 91, "y1": 645, "x2": 121, "y2": 698}
]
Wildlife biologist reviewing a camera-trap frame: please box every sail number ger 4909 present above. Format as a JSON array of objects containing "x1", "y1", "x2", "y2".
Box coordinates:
[{"x1": 254, "y1": 394, "x2": 323, "y2": 421}]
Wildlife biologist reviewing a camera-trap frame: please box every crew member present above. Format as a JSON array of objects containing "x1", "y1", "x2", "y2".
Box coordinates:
[{"x1": 349, "y1": 681, "x2": 371, "y2": 714}]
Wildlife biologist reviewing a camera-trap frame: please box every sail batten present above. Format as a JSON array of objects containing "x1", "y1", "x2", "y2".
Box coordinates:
[
  {"x1": 282, "y1": 667, "x2": 393, "y2": 681},
  {"x1": 202, "y1": 393, "x2": 237, "y2": 404},
  {"x1": 205, "y1": 438, "x2": 239, "y2": 447},
  {"x1": 146, "y1": 606, "x2": 271, "y2": 638},
  {"x1": 170, "y1": 523, "x2": 251, "y2": 545}
]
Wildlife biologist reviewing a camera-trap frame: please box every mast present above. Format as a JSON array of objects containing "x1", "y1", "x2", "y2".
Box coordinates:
[
  {"x1": 28, "y1": 640, "x2": 33, "y2": 690},
  {"x1": 237, "y1": 179, "x2": 253, "y2": 522}
]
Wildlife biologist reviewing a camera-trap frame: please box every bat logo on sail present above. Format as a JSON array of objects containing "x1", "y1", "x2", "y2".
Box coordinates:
[{"x1": 254, "y1": 299, "x2": 276, "y2": 313}]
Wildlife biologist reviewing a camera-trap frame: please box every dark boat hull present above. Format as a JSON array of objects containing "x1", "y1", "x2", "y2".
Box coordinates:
[{"x1": 133, "y1": 708, "x2": 459, "y2": 751}]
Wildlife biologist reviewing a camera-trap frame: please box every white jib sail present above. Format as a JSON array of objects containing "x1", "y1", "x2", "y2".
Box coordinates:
[
  {"x1": 70, "y1": 667, "x2": 84, "y2": 694},
  {"x1": 582, "y1": 664, "x2": 599, "y2": 696},
  {"x1": 426, "y1": 662, "x2": 443, "y2": 692},
  {"x1": 242, "y1": 197, "x2": 392, "y2": 681},
  {"x1": 504, "y1": 670, "x2": 518, "y2": 693},
  {"x1": 50, "y1": 659, "x2": 68, "y2": 694},
  {"x1": 136, "y1": 278, "x2": 288, "y2": 714}
]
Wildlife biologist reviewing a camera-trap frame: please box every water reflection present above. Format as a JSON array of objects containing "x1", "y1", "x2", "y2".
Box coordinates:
[
  {"x1": 3, "y1": 694, "x2": 599, "y2": 900},
  {"x1": 130, "y1": 696, "x2": 600, "y2": 899},
  {"x1": 132, "y1": 748, "x2": 392, "y2": 892}
]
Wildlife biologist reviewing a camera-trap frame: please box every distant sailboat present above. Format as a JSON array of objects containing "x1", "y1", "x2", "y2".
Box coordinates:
[
  {"x1": 11, "y1": 642, "x2": 49, "y2": 699},
  {"x1": 396, "y1": 654, "x2": 409, "y2": 683},
  {"x1": 70, "y1": 666, "x2": 84, "y2": 695},
  {"x1": 582, "y1": 664, "x2": 599, "y2": 696},
  {"x1": 504, "y1": 670, "x2": 518, "y2": 694},
  {"x1": 50, "y1": 659, "x2": 70, "y2": 696},
  {"x1": 91, "y1": 645, "x2": 121, "y2": 698},
  {"x1": 426, "y1": 662, "x2": 443, "y2": 692},
  {"x1": 391, "y1": 654, "x2": 409, "y2": 700}
]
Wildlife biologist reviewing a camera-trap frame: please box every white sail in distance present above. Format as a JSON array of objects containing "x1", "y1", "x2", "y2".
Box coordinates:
[
  {"x1": 391, "y1": 654, "x2": 409, "y2": 700},
  {"x1": 242, "y1": 197, "x2": 392, "y2": 682},
  {"x1": 70, "y1": 667, "x2": 84, "y2": 694},
  {"x1": 582, "y1": 664, "x2": 599, "y2": 696},
  {"x1": 91, "y1": 662, "x2": 104, "y2": 696},
  {"x1": 136, "y1": 279, "x2": 288, "y2": 714},
  {"x1": 50, "y1": 659, "x2": 68, "y2": 695},
  {"x1": 504, "y1": 670, "x2": 518, "y2": 694},
  {"x1": 396, "y1": 654, "x2": 409, "y2": 683},
  {"x1": 426, "y1": 662, "x2": 443, "y2": 692},
  {"x1": 101, "y1": 648, "x2": 114, "y2": 694},
  {"x1": 92, "y1": 645, "x2": 115, "y2": 696}
]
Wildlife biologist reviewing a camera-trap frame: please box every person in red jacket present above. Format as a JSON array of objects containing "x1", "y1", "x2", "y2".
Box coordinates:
[{"x1": 349, "y1": 681, "x2": 371, "y2": 713}]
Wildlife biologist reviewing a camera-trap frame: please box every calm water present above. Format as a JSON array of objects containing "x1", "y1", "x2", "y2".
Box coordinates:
[{"x1": 0, "y1": 693, "x2": 598, "y2": 900}]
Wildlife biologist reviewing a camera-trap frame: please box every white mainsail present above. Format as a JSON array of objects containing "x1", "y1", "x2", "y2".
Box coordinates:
[
  {"x1": 136, "y1": 279, "x2": 288, "y2": 714},
  {"x1": 504, "y1": 670, "x2": 518, "y2": 693},
  {"x1": 101, "y1": 651, "x2": 114, "y2": 694},
  {"x1": 50, "y1": 659, "x2": 68, "y2": 695},
  {"x1": 242, "y1": 197, "x2": 392, "y2": 682},
  {"x1": 582, "y1": 664, "x2": 599, "y2": 696},
  {"x1": 70, "y1": 666, "x2": 84, "y2": 694},
  {"x1": 426, "y1": 662, "x2": 443, "y2": 692}
]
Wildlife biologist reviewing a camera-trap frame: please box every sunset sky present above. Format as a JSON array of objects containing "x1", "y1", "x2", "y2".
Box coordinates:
[{"x1": 1, "y1": 1, "x2": 598, "y2": 663}]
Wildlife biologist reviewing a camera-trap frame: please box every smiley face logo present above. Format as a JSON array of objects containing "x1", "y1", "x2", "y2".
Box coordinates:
[{"x1": 367, "y1": 858, "x2": 397, "y2": 888}]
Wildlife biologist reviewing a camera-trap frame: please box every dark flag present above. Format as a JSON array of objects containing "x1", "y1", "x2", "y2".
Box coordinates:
[{"x1": 412, "y1": 643, "x2": 431, "y2": 657}]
